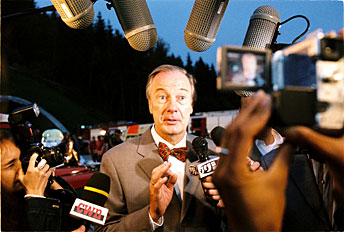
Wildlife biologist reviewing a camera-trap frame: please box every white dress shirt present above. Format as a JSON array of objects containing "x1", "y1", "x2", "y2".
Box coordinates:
[
  {"x1": 149, "y1": 125, "x2": 187, "y2": 230},
  {"x1": 255, "y1": 129, "x2": 284, "y2": 156}
]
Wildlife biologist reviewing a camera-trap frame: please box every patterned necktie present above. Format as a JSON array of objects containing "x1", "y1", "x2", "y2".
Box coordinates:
[{"x1": 158, "y1": 142, "x2": 188, "y2": 162}]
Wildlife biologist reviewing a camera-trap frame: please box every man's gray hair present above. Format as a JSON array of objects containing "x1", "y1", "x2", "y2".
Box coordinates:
[{"x1": 146, "y1": 64, "x2": 197, "y2": 104}]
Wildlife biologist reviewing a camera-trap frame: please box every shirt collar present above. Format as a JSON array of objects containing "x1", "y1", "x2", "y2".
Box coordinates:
[
  {"x1": 151, "y1": 124, "x2": 187, "y2": 149},
  {"x1": 255, "y1": 129, "x2": 284, "y2": 156}
]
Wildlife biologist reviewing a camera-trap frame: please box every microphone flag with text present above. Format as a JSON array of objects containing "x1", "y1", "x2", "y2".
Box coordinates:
[
  {"x1": 70, "y1": 172, "x2": 110, "y2": 225},
  {"x1": 50, "y1": 0, "x2": 95, "y2": 29},
  {"x1": 184, "y1": 0, "x2": 229, "y2": 52},
  {"x1": 189, "y1": 136, "x2": 219, "y2": 179},
  {"x1": 108, "y1": 0, "x2": 158, "y2": 51}
]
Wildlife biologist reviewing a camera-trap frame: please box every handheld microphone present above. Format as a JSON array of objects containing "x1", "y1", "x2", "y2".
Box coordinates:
[
  {"x1": 184, "y1": 0, "x2": 229, "y2": 52},
  {"x1": 189, "y1": 137, "x2": 219, "y2": 180},
  {"x1": 210, "y1": 126, "x2": 225, "y2": 147},
  {"x1": 242, "y1": 5, "x2": 280, "y2": 50},
  {"x1": 70, "y1": 172, "x2": 110, "y2": 226},
  {"x1": 50, "y1": 0, "x2": 95, "y2": 29},
  {"x1": 109, "y1": 0, "x2": 158, "y2": 51},
  {"x1": 190, "y1": 137, "x2": 220, "y2": 205}
]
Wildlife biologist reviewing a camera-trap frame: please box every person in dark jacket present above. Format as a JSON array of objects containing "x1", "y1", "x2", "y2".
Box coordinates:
[{"x1": 1, "y1": 135, "x2": 85, "y2": 231}]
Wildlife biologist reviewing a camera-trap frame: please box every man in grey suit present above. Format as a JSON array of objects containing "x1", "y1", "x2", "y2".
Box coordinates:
[{"x1": 96, "y1": 65, "x2": 227, "y2": 231}]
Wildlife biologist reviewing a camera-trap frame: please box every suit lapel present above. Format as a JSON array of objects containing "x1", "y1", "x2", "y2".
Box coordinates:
[
  {"x1": 137, "y1": 129, "x2": 163, "y2": 180},
  {"x1": 181, "y1": 158, "x2": 202, "y2": 222},
  {"x1": 289, "y1": 155, "x2": 331, "y2": 226},
  {"x1": 181, "y1": 135, "x2": 203, "y2": 222},
  {"x1": 250, "y1": 144, "x2": 262, "y2": 161}
]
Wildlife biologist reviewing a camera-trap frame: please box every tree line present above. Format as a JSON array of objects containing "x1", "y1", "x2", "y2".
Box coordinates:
[{"x1": 1, "y1": 0, "x2": 240, "y2": 133}]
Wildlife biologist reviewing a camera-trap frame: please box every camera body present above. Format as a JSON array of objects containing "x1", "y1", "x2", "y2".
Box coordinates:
[
  {"x1": 8, "y1": 103, "x2": 65, "y2": 172},
  {"x1": 217, "y1": 29, "x2": 344, "y2": 132}
]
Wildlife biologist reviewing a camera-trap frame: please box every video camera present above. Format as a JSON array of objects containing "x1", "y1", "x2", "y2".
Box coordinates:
[
  {"x1": 217, "y1": 29, "x2": 344, "y2": 133},
  {"x1": 8, "y1": 103, "x2": 65, "y2": 172}
]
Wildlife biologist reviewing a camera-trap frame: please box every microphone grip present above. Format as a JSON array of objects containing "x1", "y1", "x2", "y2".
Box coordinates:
[
  {"x1": 189, "y1": 157, "x2": 221, "y2": 206},
  {"x1": 200, "y1": 176, "x2": 220, "y2": 206}
]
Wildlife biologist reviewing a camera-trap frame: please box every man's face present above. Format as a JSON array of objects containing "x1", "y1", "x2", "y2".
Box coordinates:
[
  {"x1": 148, "y1": 70, "x2": 193, "y2": 143},
  {"x1": 242, "y1": 55, "x2": 257, "y2": 80},
  {"x1": 1, "y1": 140, "x2": 24, "y2": 193}
]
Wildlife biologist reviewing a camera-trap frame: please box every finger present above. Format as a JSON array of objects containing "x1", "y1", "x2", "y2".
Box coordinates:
[
  {"x1": 166, "y1": 172, "x2": 177, "y2": 188},
  {"x1": 268, "y1": 143, "x2": 295, "y2": 182},
  {"x1": 249, "y1": 161, "x2": 261, "y2": 171},
  {"x1": 37, "y1": 159, "x2": 47, "y2": 170},
  {"x1": 212, "y1": 195, "x2": 221, "y2": 201},
  {"x1": 285, "y1": 126, "x2": 344, "y2": 163},
  {"x1": 207, "y1": 189, "x2": 220, "y2": 196},
  {"x1": 202, "y1": 181, "x2": 216, "y2": 189},
  {"x1": 41, "y1": 163, "x2": 50, "y2": 173},
  {"x1": 151, "y1": 162, "x2": 171, "y2": 182},
  {"x1": 217, "y1": 199, "x2": 225, "y2": 208},
  {"x1": 28, "y1": 153, "x2": 39, "y2": 171},
  {"x1": 18, "y1": 166, "x2": 25, "y2": 183},
  {"x1": 222, "y1": 92, "x2": 271, "y2": 167},
  {"x1": 73, "y1": 225, "x2": 86, "y2": 232}
]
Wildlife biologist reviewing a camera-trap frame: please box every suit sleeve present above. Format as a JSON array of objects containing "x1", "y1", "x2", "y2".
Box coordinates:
[{"x1": 95, "y1": 152, "x2": 153, "y2": 232}]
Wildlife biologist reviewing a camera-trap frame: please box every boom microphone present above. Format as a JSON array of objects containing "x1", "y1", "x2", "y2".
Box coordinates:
[
  {"x1": 236, "y1": 5, "x2": 280, "y2": 97},
  {"x1": 184, "y1": 0, "x2": 229, "y2": 52},
  {"x1": 70, "y1": 172, "x2": 110, "y2": 226},
  {"x1": 109, "y1": 0, "x2": 158, "y2": 51},
  {"x1": 243, "y1": 5, "x2": 280, "y2": 50},
  {"x1": 50, "y1": 0, "x2": 95, "y2": 29}
]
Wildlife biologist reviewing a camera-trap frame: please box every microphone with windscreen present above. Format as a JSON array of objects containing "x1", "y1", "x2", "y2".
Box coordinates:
[
  {"x1": 242, "y1": 5, "x2": 280, "y2": 50},
  {"x1": 184, "y1": 0, "x2": 229, "y2": 52},
  {"x1": 210, "y1": 126, "x2": 225, "y2": 147},
  {"x1": 70, "y1": 172, "x2": 110, "y2": 226},
  {"x1": 236, "y1": 5, "x2": 280, "y2": 97},
  {"x1": 50, "y1": 0, "x2": 95, "y2": 29},
  {"x1": 109, "y1": 0, "x2": 158, "y2": 51}
]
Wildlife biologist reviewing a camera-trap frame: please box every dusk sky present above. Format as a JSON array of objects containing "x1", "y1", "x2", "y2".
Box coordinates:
[{"x1": 36, "y1": 0, "x2": 344, "y2": 67}]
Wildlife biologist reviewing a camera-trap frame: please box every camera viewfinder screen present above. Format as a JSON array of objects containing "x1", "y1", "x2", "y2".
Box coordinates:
[{"x1": 222, "y1": 47, "x2": 270, "y2": 90}]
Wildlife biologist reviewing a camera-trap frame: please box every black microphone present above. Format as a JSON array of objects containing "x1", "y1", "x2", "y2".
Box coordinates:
[
  {"x1": 70, "y1": 172, "x2": 110, "y2": 227},
  {"x1": 190, "y1": 137, "x2": 219, "y2": 180},
  {"x1": 190, "y1": 137, "x2": 220, "y2": 205},
  {"x1": 242, "y1": 5, "x2": 280, "y2": 50},
  {"x1": 184, "y1": 0, "x2": 229, "y2": 52},
  {"x1": 210, "y1": 126, "x2": 225, "y2": 147},
  {"x1": 50, "y1": 0, "x2": 95, "y2": 29},
  {"x1": 108, "y1": 0, "x2": 158, "y2": 51}
]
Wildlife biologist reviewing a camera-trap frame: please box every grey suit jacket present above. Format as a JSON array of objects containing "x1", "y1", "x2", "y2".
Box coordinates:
[{"x1": 95, "y1": 129, "x2": 227, "y2": 232}]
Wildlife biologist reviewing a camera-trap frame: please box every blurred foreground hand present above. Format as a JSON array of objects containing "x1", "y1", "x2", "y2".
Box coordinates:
[{"x1": 213, "y1": 91, "x2": 295, "y2": 231}]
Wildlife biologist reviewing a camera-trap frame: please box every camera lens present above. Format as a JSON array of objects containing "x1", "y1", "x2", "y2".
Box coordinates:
[{"x1": 42, "y1": 147, "x2": 64, "y2": 167}]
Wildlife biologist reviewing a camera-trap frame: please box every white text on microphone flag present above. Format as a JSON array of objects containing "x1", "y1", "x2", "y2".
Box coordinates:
[{"x1": 70, "y1": 198, "x2": 109, "y2": 225}]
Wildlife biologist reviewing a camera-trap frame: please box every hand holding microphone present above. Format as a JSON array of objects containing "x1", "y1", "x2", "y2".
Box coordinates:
[{"x1": 190, "y1": 136, "x2": 223, "y2": 207}]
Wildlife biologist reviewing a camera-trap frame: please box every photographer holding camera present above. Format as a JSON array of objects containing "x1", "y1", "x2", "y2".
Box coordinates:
[
  {"x1": 1, "y1": 133, "x2": 85, "y2": 231},
  {"x1": 1, "y1": 103, "x2": 86, "y2": 231}
]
